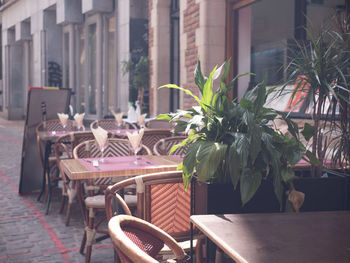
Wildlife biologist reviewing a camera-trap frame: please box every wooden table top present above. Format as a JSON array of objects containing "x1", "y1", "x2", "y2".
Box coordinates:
[
  {"x1": 191, "y1": 211, "x2": 350, "y2": 263},
  {"x1": 60, "y1": 155, "x2": 181, "y2": 180},
  {"x1": 37, "y1": 130, "x2": 76, "y2": 142}
]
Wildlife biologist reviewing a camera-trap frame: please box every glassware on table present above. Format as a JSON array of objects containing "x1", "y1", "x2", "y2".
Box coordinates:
[
  {"x1": 116, "y1": 121, "x2": 122, "y2": 134},
  {"x1": 126, "y1": 129, "x2": 144, "y2": 165},
  {"x1": 57, "y1": 113, "x2": 69, "y2": 133},
  {"x1": 97, "y1": 140, "x2": 109, "y2": 163},
  {"x1": 62, "y1": 123, "x2": 67, "y2": 133},
  {"x1": 129, "y1": 142, "x2": 141, "y2": 165}
]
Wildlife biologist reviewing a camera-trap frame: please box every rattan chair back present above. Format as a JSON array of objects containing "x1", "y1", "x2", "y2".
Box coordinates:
[
  {"x1": 106, "y1": 171, "x2": 191, "y2": 240},
  {"x1": 153, "y1": 136, "x2": 188, "y2": 156},
  {"x1": 141, "y1": 129, "x2": 173, "y2": 154},
  {"x1": 108, "y1": 215, "x2": 188, "y2": 263},
  {"x1": 90, "y1": 119, "x2": 137, "y2": 130}
]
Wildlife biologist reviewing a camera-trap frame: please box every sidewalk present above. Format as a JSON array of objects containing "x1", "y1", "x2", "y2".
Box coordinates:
[{"x1": 0, "y1": 118, "x2": 113, "y2": 262}]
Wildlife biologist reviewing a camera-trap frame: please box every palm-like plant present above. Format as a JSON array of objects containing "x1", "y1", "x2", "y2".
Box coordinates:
[
  {"x1": 158, "y1": 59, "x2": 308, "y2": 206},
  {"x1": 282, "y1": 28, "x2": 350, "y2": 176}
]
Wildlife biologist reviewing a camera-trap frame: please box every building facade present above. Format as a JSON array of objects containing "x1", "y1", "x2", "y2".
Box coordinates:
[
  {"x1": 0, "y1": 0, "x2": 148, "y2": 120},
  {"x1": 0, "y1": 0, "x2": 349, "y2": 120},
  {"x1": 149, "y1": 0, "x2": 350, "y2": 116}
]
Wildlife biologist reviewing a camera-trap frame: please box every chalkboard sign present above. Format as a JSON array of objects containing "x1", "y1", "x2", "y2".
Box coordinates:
[{"x1": 19, "y1": 87, "x2": 70, "y2": 194}]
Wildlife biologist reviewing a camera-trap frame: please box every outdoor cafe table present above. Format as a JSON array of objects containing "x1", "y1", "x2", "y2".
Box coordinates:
[
  {"x1": 190, "y1": 211, "x2": 350, "y2": 263},
  {"x1": 36, "y1": 130, "x2": 74, "y2": 214},
  {"x1": 60, "y1": 155, "x2": 181, "y2": 221}
]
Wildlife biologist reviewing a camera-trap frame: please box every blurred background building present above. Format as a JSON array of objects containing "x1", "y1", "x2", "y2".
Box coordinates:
[{"x1": 0, "y1": 0, "x2": 348, "y2": 120}]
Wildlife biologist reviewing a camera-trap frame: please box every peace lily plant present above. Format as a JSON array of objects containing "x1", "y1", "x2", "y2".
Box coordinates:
[{"x1": 158, "y1": 59, "x2": 311, "y2": 207}]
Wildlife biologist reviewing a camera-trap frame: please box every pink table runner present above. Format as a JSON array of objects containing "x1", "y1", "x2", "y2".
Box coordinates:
[{"x1": 78, "y1": 156, "x2": 157, "y2": 172}]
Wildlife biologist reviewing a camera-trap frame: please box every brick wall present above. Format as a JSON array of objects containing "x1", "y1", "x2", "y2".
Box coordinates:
[
  {"x1": 183, "y1": 0, "x2": 200, "y2": 110},
  {"x1": 148, "y1": 0, "x2": 154, "y2": 115}
]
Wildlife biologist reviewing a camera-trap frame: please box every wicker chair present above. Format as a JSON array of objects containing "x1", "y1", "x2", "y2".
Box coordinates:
[
  {"x1": 145, "y1": 119, "x2": 174, "y2": 130},
  {"x1": 142, "y1": 129, "x2": 173, "y2": 154},
  {"x1": 153, "y1": 136, "x2": 188, "y2": 156},
  {"x1": 73, "y1": 138, "x2": 152, "y2": 263},
  {"x1": 108, "y1": 215, "x2": 190, "y2": 263},
  {"x1": 90, "y1": 119, "x2": 137, "y2": 130},
  {"x1": 36, "y1": 119, "x2": 75, "y2": 167},
  {"x1": 105, "y1": 171, "x2": 203, "y2": 263},
  {"x1": 35, "y1": 119, "x2": 76, "y2": 213},
  {"x1": 54, "y1": 131, "x2": 100, "y2": 226}
]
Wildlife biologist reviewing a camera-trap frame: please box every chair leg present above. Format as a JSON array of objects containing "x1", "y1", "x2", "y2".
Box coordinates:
[
  {"x1": 80, "y1": 230, "x2": 87, "y2": 255},
  {"x1": 65, "y1": 187, "x2": 77, "y2": 226},
  {"x1": 59, "y1": 187, "x2": 67, "y2": 214},
  {"x1": 65, "y1": 203, "x2": 72, "y2": 226},
  {"x1": 195, "y1": 238, "x2": 204, "y2": 263},
  {"x1": 85, "y1": 208, "x2": 96, "y2": 263}
]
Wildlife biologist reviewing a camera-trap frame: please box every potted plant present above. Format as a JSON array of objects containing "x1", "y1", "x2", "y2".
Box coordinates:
[
  {"x1": 279, "y1": 24, "x2": 350, "y2": 211},
  {"x1": 122, "y1": 55, "x2": 149, "y2": 112},
  {"x1": 158, "y1": 58, "x2": 308, "y2": 214}
]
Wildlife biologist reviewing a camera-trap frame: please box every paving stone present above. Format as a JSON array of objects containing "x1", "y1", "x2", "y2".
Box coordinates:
[{"x1": 0, "y1": 118, "x2": 114, "y2": 262}]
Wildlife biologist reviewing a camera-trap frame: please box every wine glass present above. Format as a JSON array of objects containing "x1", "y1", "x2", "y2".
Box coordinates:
[
  {"x1": 129, "y1": 141, "x2": 142, "y2": 165},
  {"x1": 62, "y1": 123, "x2": 67, "y2": 133},
  {"x1": 98, "y1": 140, "x2": 109, "y2": 163},
  {"x1": 116, "y1": 121, "x2": 122, "y2": 134},
  {"x1": 75, "y1": 121, "x2": 83, "y2": 131}
]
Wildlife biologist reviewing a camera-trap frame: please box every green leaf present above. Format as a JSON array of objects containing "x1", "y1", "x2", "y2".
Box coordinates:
[
  {"x1": 234, "y1": 133, "x2": 250, "y2": 168},
  {"x1": 194, "y1": 58, "x2": 207, "y2": 94},
  {"x1": 253, "y1": 84, "x2": 267, "y2": 113},
  {"x1": 202, "y1": 65, "x2": 217, "y2": 108},
  {"x1": 240, "y1": 169, "x2": 262, "y2": 205},
  {"x1": 301, "y1": 123, "x2": 314, "y2": 142},
  {"x1": 249, "y1": 124, "x2": 262, "y2": 164},
  {"x1": 304, "y1": 150, "x2": 321, "y2": 165},
  {"x1": 174, "y1": 121, "x2": 188, "y2": 133},
  {"x1": 159, "y1": 84, "x2": 201, "y2": 105},
  {"x1": 273, "y1": 171, "x2": 283, "y2": 208},
  {"x1": 196, "y1": 142, "x2": 227, "y2": 182},
  {"x1": 228, "y1": 146, "x2": 241, "y2": 189},
  {"x1": 239, "y1": 98, "x2": 253, "y2": 109},
  {"x1": 182, "y1": 142, "x2": 201, "y2": 188},
  {"x1": 220, "y1": 58, "x2": 231, "y2": 87},
  {"x1": 156, "y1": 114, "x2": 171, "y2": 120},
  {"x1": 281, "y1": 168, "x2": 295, "y2": 183}
]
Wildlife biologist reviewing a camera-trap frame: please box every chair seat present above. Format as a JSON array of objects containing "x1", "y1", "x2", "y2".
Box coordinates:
[
  {"x1": 85, "y1": 194, "x2": 137, "y2": 209},
  {"x1": 160, "y1": 238, "x2": 198, "y2": 254},
  {"x1": 85, "y1": 195, "x2": 105, "y2": 209},
  {"x1": 124, "y1": 194, "x2": 137, "y2": 207}
]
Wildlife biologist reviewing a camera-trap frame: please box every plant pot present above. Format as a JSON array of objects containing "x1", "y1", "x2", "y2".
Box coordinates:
[
  {"x1": 293, "y1": 169, "x2": 348, "y2": 212},
  {"x1": 193, "y1": 179, "x2": 282, "y2": 215}
]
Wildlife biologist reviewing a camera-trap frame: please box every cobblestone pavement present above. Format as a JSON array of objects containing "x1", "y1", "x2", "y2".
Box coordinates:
[{"x1": 0, "y1": 118, "x2": 114, "y2": 263}]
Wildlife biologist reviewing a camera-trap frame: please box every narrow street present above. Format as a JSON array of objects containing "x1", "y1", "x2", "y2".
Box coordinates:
[{"x1": 0, "y1": 118, "x2": 113, "y2": 263}]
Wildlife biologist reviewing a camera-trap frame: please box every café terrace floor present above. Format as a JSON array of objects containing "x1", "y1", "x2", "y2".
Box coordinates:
[{"x1": 0, "y1": 118, "x2": 113, "y2": 263}]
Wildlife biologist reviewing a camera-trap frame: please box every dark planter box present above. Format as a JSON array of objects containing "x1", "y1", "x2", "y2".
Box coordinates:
[
  {"x1": 293, "y1": 170, "x2": 349, "y2": 212},
  {"x1": 193, "y1": 179, "x2": 282, "y2": 215}
]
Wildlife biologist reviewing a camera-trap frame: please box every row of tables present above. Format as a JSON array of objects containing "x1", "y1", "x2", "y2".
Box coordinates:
[{"x1": 38, "y1": 130, "x2": 350, "y2": 263}]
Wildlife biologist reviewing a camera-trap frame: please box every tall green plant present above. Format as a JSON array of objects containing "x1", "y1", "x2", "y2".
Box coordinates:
[
  {"x1": 122, "y1": 56, "x2": 149, "y2": 111},
  {"x1": 158, "y1": 59, "x2": 308, "y2": 206},
  {"x1": 281, "y1": 28, "x2": 350, "y2": 175}
]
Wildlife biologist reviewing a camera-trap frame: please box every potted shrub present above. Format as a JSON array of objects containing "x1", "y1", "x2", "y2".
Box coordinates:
[
  {"x1": 122, "y1": 55, "x2": 149, "y2": 112},
  {"x1": 158, "y1": 58, "x2": 309, "y2": 214},
  {"x1": 279, "y1": 25, "x2": 350, "y2": 211}
]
